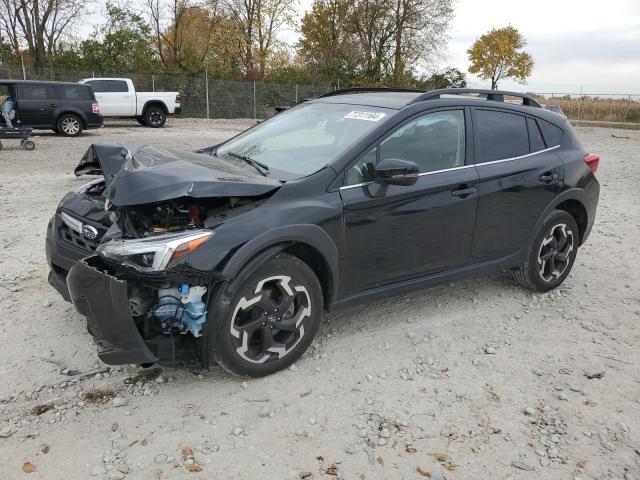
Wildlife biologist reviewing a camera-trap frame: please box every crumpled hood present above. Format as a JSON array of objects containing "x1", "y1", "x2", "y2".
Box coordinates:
[{"x1": 75, "y1": 144, "x2": 281, "y2": 207}]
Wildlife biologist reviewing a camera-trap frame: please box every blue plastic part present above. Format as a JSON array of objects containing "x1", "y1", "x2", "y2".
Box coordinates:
[
  {"x1": 153, "y1": 284, "x2": 207, "y2": 337},
  {"x1": 179, "y1": 283, "x2": 189, "y2": 294}
]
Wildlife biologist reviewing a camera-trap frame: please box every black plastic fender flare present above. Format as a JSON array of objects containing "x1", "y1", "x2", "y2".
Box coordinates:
[
  {"x1": 529, "y1": 188, "x2": 591, "y2": 246},
  {"x1": 220, "y1": 224, "x2": 339, "y2": 304}
]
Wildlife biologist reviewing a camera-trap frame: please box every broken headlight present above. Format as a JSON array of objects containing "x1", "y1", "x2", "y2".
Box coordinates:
[{"x1": 96, "y1": 230, "x2": 213, "y2": 272}]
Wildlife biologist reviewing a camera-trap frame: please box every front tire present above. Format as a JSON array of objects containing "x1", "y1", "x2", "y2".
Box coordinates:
[
  {"x1": 57, "y1": 113, "x2": 83, "y2": 136},
  {"x1": 144, "y1": 106, "x2": 166, "y2": 128},
  {"x1": 512, "y1": 210, "x2": 579, "y2": 292},
  {"x1": 212, "y1": 253, "x2": 323, "y2": 377},
  {"x1": 136, "y1": 116, "x2": 146, "y2": 126}
]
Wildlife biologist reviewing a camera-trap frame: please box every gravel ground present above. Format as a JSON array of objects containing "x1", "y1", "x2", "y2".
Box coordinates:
[{"x1": 0, "y1": 119, "x2": 638, "y2": 480}]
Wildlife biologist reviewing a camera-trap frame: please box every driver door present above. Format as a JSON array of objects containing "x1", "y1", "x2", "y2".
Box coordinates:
[{"x1": 339, "y1": 109, "x2": 479, "y2": 295}]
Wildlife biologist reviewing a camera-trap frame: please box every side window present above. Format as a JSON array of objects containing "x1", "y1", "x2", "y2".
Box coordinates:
[
  {"x1": 60, "y1": 85, "x2": 92, "y2": 100},
  {"x1": 380, "y1": 110, "x2": 465, "y2": 173},
  {"x1": 475, "y1": 109, "x2": 529, "y2": 162},
  {"x1": 527, "y1": 117, "x2": 546, "y2": 152},
  {"x1": 103, "y1": 80, "x2": 128, "y2": 93},
  {"x1": 19, "y1": 84, "x2": 57, "y2": 100},
  {"x1": 85, "y1": 80, "x2": 104, "y2": 93},
  {"x1": 345, "y1": 110, "x2": 466, "y2": 185},
  {"x1": 538, "y1": 119, "x2": 564, "y2": 147}
]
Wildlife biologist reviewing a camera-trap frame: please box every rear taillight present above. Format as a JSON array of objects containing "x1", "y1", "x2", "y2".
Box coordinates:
[
  {"x1": 175, "y1": 94, "x2": 181, "y2": 104},
  {"x1": 92, "y1": 102, "x2": 100, "y2": 114},
  {"x1": 584, "y1": 153, "x2": 600, "y2": 174}
]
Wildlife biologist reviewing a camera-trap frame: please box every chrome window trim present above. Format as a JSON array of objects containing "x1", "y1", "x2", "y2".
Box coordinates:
[{"x1": 339, "y1": 145, "x2": 561, "y2": 191}]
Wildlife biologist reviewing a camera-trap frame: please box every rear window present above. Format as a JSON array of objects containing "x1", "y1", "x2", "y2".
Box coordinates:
[
  {"x1": 538, "y1": 119, "x2": 564, "y2": 147},
  {"x1": 19, "y1": 84, "x2": 57, "y2": 100},
  {"x1": 103, "y1": 80, "x2": 128, "y2": 93},
  {"x1": 527, "y1": 117, "x2": 546, "y2": 152},
  {"x1": 60, "y1": 85, "x2": 93, "y2": 100},
  {"x1": 84, "y1": 80, "x2": 104, "y2": 93},
  {"x1": 475, "y1": 109, "x2": 529, "y2": 162}
]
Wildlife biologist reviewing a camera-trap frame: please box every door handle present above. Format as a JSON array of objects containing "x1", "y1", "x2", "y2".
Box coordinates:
[
  {"x1": 451, "y1": 185, "x2": 477, "y2": 198},
  {"x1": 539, "y1": 172, "x2": 557, "y2": 184},
  {"x1": 49, "y1": 104, "x2": 57, "y2": 107}
]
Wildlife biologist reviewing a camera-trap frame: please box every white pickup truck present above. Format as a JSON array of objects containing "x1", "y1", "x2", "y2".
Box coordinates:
[{"x1": 78, "y1": 78, "x2": 181, "y2": 128}]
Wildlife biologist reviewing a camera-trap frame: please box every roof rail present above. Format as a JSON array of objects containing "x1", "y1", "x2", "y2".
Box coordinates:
[
  {"x1": 410, "y1": 88, "x2": 541, "y2": 108},
  {"x1": 317, "y1": 87, "x2": 425, "y2": 99}
]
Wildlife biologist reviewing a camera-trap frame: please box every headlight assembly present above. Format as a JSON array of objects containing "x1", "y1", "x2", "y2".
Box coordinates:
[{"x1": 96, "y1": 230, "x2": 213, "y2": 272}]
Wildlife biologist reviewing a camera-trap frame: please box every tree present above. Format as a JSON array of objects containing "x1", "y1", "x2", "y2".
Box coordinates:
[
  {"x1": 78, "y1": 3, "x2": 161, "y2": 74},
  {"x1": 0, "y1": 0, "x2": 86, "y2": 71},
  {"x1": 467, "y1": 26, "x2": 533, "y2": 89},
  {"x1": 424, "y1": 67, "x2": 467, "y2": 89},
  {"x1": 224, "y1": 0, "x2": 297, "y2": 79}
]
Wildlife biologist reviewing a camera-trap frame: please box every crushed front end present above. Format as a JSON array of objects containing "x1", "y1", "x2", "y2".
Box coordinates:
[{"x1": 67, "y1": 254, "x2": 223, "y2": 368}]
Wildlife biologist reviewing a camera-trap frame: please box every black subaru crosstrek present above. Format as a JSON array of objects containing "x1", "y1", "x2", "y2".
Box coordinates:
[{"x1": 46, "y1": 88, "x2": 600, "y2": 377}]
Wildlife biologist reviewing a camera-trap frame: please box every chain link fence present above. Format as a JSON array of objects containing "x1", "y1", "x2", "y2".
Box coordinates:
[
  {"x1": 2, "y1": 63, "x2": 639, "y2": 123},
  {"x1": 0, "y1": 64, "x2": 333, "y2": 119}
]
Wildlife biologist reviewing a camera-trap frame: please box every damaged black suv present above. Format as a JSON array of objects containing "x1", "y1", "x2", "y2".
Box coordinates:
[{"x1": 46, "y1": 88, "x2": 600, "y2": 377}]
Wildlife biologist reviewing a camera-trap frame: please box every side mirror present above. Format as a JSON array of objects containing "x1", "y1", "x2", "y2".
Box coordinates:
[{"x1": 374, "y1": 158, "x2": 419, "y2": 186}]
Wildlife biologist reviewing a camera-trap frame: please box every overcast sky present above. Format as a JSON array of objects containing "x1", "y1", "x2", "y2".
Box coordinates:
[{"x1": 289, "y1": 0, "x2": 640, "y2": 94}]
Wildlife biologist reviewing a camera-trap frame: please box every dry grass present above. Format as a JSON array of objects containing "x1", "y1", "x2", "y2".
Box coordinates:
[
  {"x1": 535, "y1": 95, "x2": 640, "y2": 123},
  {"x1": 82, "y1": 387, "x2": 117, "y2": 403}
]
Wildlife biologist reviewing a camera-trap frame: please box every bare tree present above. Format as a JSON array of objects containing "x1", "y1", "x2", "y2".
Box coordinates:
[
  {"x1": 224, "y1": 0, "x2": 296, "y2": 78},
  {"x1": 0, "y1": 0, "x2": 86, "y2": 70}
]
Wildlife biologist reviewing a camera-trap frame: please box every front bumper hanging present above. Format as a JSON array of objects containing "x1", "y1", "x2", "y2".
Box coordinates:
[{"x1": 67, "y1": 256, "x2": 159, "y2": 366}]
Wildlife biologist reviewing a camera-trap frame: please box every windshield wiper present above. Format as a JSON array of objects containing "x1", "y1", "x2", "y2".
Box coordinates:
[{"x1": 225, "y1": 151, "x2": 269, "y2": 176}]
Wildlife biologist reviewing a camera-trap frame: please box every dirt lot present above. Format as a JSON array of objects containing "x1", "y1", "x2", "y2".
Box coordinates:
[{"x1": 0, "y1": 119, "x2": 638, "y2": 480}]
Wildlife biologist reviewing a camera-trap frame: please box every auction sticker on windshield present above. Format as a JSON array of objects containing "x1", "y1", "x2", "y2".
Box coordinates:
[{"x1": 344, "y1": 111, "x2": 387, "y2": 122}]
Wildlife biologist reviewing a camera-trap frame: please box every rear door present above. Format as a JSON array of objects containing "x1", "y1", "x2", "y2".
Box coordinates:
[
  {"x1": 16, "y1": 83, "x2": 59, "y2": 126},
  {"x1": 470, "y1": 108, "x2": 564, "y2": 262},
  {"x1": 102, "y1": 80, "x2": 134, "y2": 115},
  {"x1": 340, "y1": 109, "x2": 479, "y2": 294}
]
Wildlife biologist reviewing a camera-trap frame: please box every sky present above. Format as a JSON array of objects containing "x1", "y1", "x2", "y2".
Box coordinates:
[{"x1": 287, "y1": 0, "x2": 640, "y2": 94}]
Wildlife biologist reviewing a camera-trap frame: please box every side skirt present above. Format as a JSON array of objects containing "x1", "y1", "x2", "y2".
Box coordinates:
[{"x1": 327, "y1": 252, "x2": 523, "y2": 313}]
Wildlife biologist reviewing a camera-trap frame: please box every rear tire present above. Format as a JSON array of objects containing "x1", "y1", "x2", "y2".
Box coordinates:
[
  {"x1": 512, "y1": 210, "x2": 579, "y2": 292},
  {"x1": 144, "y1": 106, "x2": 166, "y2": 128},
  {"x1": 212, "y1": 253, "x2": 323, "y2": 377},
  {"x1": 57, "y1": 113, "x2": 83, "y2": 136}
]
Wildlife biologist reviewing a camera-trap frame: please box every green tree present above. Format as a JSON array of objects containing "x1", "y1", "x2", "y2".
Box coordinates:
[
  {"x1": 79, "y1": 3, "x2": 161, "y2": 74},
  {"x1": 467, "y1": 26, "x2": 533, "y2": 89},
  {"x1": 421, "y1": 67, "x2": 467, "y2": 89}
]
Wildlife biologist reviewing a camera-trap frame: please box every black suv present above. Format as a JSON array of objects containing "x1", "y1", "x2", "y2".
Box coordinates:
[
  {"x1": 46, "y1": 88, "x2": 600, "y2": 377},
  {"x1": 0, "y1": 80, "x2": 103, "y2": 136}
]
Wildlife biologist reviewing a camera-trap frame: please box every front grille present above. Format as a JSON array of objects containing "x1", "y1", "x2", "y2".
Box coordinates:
[{"x1": 58, "y1": 213, "x2": 105, "y2": 253}]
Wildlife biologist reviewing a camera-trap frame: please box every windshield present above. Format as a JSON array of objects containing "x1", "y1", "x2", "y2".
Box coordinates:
[{"x1": 216, "y1": 102, "x2": 394, "y2": 177}]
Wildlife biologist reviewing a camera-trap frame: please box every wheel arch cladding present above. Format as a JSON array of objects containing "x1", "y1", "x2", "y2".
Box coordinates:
[
  {"x1": 554, "y1": 199, "x2": 588, "y2": 244},
  {"x1": 220, "y1": 224, "x2": 339, "y2": 307}
]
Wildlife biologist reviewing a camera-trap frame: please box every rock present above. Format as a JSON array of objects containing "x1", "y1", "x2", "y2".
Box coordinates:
[
  {"x1": 511, "y1": 461, "x2": 533, "y2": 471},
  {"x1": 366, "y1": 374, "x2": 374, "y2": 382},
  {"x1": 484, "y1": 346, "x2": 496, "y2": 354},
  {"x1": 154, "y1": 454, "x2": 167, "y2": 463},
  {"x1": 377, "y1": 437, "x2": 387, "y2": 446},
  {"x1": 378, "y1": 428, "x2": 391, "y2": 439},
  {"x1": 532, "y1": 369, "x2": 544, "y2": 376},
  {"x1": 624, "y1": 473, "x2": 635, "y2": 480},
  {"x1": 241, "y1": 381, "x2": 248, "y2": 389},
  {"x1": 112, "y1": 397, "x2": 127, "y2": 407},
  {"x1": 547, "y1": 448, "x2": 559, "y2": 458},
  {"x1": 288, "y1": 365, "x2": 298, "y2": 372},
  {"x1": 308, "y1": 418, "x2": 316, "y2": 425},
  {"x1": 109, "y1": 471, "x2": 125, "y2": 480},
  {"x1": 116, "y1": 464, "x2": 129, "y2": 474},
  {"x1": 91, "y1": 465, "x2": 107, "y2": 476},
  {"x1": 557, "y1": 393, "x2": 568, "y2": 401},
  {"x1": 0, "y1": 426, "x2": 15, "y2": 438},
  {"x1": 524, "y1": 407, "x2": 536, "y2": 416}
]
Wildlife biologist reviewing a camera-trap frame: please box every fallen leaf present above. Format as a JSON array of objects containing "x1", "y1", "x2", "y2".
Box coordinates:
[
  {"x1": 299, "y1": 471, "x2": 313, "y2": 479},
  {"x1": 182, "y1": 447, "x2": 194, "y2": 461},
  {"x1": 584, "y1": 399, "x2": 598, "y2": 407},
  {"x1": 405, "y1": 446, "x2": 417, "y2": 454},
  {"x1": 377, "y1": 456, "x2": 384, "y2": 465},
  {"x1": 584, "y1": 371, "x2": 604, "y2": 379},
  {"x1": 186, "y1": 464, "x2": 202, "y2": 472},
  {"x1": 434, "y1": 452, "x2": 448, "y2": 462},
  {"x1": 316, "y1": 455, "x2": 324, "y2": 462},
  {"x1": 442, "y1": 462, "x2": 456, "y2": 471},
  {"x1": 300, "y1": 389, "x2": 312, "y2": 398},
  {"x1": 416, "y1": 466, "x2": 431, "y2": 477},
  {"x1": 31, "y1": 403, "x2": 54, "y2": 416},
  {"x1": 22, "y1": 462, "x2": 36, "y2": 473},
  {"x1": 325, "y1": 465, "x2": 338, "y2": 476},
  {"x1": 440, "y1": 367, "x2": 449, "y2": 373},
  {"x1": 41, "y1": 445, "x2": 50, "y2": 454}
]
